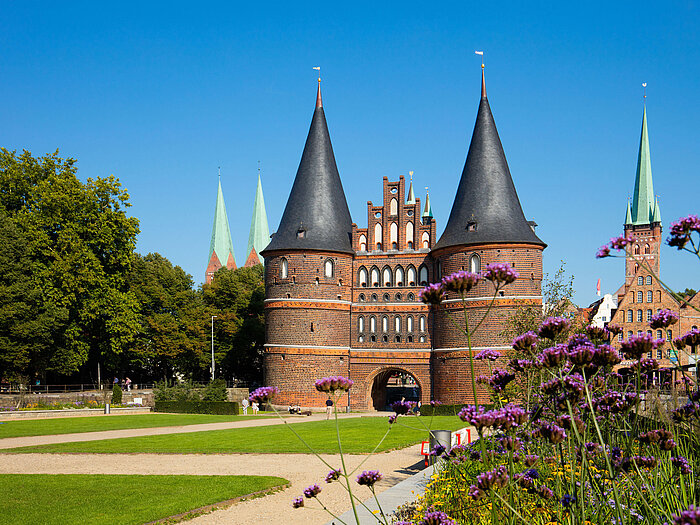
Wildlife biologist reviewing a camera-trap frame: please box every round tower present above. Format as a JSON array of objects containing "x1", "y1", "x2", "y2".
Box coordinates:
[
  {"x1": 260, "y1": 81, "x2": 354, "y2": 407},
  {"x1": 430, "y1": 68, "x2": 546, "y2": 405}
]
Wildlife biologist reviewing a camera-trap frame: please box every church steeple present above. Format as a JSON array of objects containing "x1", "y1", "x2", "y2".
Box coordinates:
[
  {"x1": 433, "y1": 67, "x2": 545, "y2": 251},
  {"x1": 244, "y1": 167, "x2": 270, "y2": 267},
  {"x1": 628, "y1": 105, "x2": 658, "y2": 225},
  {"x1": 205, "y1": 175, "x2": 237, "y2": 283},
  {"x1": 422, "y1": 188, "x2": 433, "y2": 220},
  {"x1": 261, "y1": 80, "x2": 353, "y2": 256}
]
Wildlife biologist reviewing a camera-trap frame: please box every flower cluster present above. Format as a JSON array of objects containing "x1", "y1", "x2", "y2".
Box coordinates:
[
  {"x1": 670, "y1": 504, "x2": 700, "y2": 525},
  {"x1": 419, "y1": 282, "x2": 446, "y2": 305},
  {"x1": 458, "y1": 404, "x2": 527, "y2": 432},
  {"x1": 314, "y1": 376, "x2": 353, "y2": 393},
  {"x1": 249, "y1": 386, "x2": 279, "y2": 403},
  {"x1": 596, "y1": 235, "x2": 634, "y2": 258},
  {"x1": 474, "y1": 349, "x2": 501, "y2": 361},
  {"x1": 292, "y1": 496, "x2": 304, "y2": 508},
  {"x1": 538, "y1": 317, "x2": 571, "y2": 339},
  {"x1": 512, "y1": 331, "x2": 539, "y2": 353},
  {"x1": 667, "y1": 215, "x2": 700, "y2": 250},
  {"x1": 303, "y1": 484, "x2": 321, "y2": 498},
  {"x1": 392, "y1": 400, "x2": 414, "y2": 415},
  {"x1": 324, "y1": 468, "x2": 341, "y2": 483},
  {"x1": 356, "y1": 470, "x2": 382, "y2": 487},
  {"x1": 619, "y1": 333, "x2": 663, "y2": 360},
  {"x1": 649, "y1": 309, "x2": 680, "y2": 329},
  {"x1": 442, "y1": 270, "x2": 480, "y2": 294},
  {"x1": 482, "y1": 263, "x2": 518, "y2": 285},
  {"x1": 417, "y1": 510, "x2": 456, "y2": 525}
]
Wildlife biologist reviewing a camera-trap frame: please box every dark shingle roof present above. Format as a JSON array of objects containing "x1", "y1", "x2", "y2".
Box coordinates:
[
  {"x1": 261, "y1": 84, "x2": 353, "y2": 256},
  {"x1": 433, "y1": 73, "x2": 545, "y2": 252}
]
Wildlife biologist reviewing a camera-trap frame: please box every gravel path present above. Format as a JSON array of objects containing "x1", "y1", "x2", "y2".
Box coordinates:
[{"x1": 0, "y1": 447, "x2": 424, "y2": 524}]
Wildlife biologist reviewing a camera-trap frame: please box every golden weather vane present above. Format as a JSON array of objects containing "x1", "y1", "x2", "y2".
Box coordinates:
[
  {"x1": 313, "y1": 66, "x2": 321, "y2": 82},
  {"x1": 475, "y1": 50, "x2": 484, "y2": 68},
  {"x1": 642, "y1": 82, "x2": 647, "y2": 99}
]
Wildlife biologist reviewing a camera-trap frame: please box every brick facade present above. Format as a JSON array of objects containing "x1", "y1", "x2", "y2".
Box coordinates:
[{"x1": 264, "y1": 177, "x2": 544, "y2": 409}]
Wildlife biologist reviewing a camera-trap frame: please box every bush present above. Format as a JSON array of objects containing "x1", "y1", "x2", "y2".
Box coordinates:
[
  {"x1": 201, "y1": 378, "x2": 228, "y2": 401},
  {"x1": 154, "y1": 380, "x2": 228, "y2": 402},
  {"x1": 111, "y1": 384, "x2": 122, "y2": 405},
  {"x1": 154, "y1": 401, "x2": 239, "y2": 415}
]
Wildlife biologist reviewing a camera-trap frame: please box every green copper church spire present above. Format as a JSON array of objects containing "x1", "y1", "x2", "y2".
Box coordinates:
[
  {"x1": 207, "y1": 173, "x2": 237, "y2": 279},
  {"x1": 422, "y1": 188, "x2": 433, "y2": 219},
  {"x1": 244, "y1": 167, "x2": 271, "y2": 267},
  {"x1": 629, "y1": 105, "x2": 657, "y2": 225}
]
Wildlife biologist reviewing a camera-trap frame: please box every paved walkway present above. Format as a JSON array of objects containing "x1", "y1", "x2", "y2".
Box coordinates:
[{"x1": 0, "y1": 412, "x2": 371, "y2": 449}]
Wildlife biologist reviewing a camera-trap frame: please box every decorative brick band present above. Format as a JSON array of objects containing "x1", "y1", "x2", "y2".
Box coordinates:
[{"x1": 265, "y1": 300, "x2": 351, "y2": 311}]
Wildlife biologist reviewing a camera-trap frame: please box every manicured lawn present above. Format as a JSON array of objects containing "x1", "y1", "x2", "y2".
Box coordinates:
[
  {"x1": 0, "y1": 473, "x2": 288, "y2": 524},
  {"x1": 0, "y1": 413, "x2": 275, "y2": 439},
  {"x1": 4, "y1": 415, "x2": 467, "y2": 454}
]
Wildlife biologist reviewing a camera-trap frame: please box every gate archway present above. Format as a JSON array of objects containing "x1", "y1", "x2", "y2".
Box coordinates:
[{"x1": 368, "y1": 368, "x2": 421, "y2": 411}]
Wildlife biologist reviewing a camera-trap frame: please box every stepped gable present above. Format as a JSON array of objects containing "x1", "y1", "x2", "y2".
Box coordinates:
[
  {"x1": 261, "y1": 82, "x2": 353, "y2": 256},
  {"x1": 433, "y1": 69, "x2": 545, "y2": 251}
]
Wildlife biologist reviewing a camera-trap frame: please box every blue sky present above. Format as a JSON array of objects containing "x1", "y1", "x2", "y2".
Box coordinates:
[{"x1": 1, "y1": 1, "x2": 698, "y2": 305}]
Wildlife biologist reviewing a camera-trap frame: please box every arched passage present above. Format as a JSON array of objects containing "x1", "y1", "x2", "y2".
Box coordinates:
[{"x1": 368, "y1": 368, "x2": 422, "y2": 411}]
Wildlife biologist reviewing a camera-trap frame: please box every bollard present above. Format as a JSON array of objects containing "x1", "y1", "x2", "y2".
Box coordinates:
[{"x1": 104, "y1": 404, "x2": 110, "y2": 414}]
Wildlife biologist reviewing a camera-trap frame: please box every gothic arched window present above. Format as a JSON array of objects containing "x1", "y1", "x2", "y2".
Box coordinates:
[
  {"x1": 395, "y1": 266, "x2": 404, "y2": 286},
  {"x1": 359, "y1": 234, "x2": 367, "y2": 252},
  {"x1": 280, "y1": 258, "x2": 288, "y2": 279},
  {"x1": 419, "y1": 265, "x2": 429, "y2": 286},
  {"x1": 359, "y1": 267, "x2": 368, "y2": 287},
  {"x1": 324, "y1": 259, "x2": 334, "y2": 278},
  {"x1": 407, "y1": 266, "x2": 417, "y2": 286},
  {"x1": 470, "y1": 253, "x2": 481, "y2": 273}
]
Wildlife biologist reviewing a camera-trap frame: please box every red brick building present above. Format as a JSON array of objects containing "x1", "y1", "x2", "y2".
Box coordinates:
[
  {"x1": 261, "y1": 70, "x2": 546, "y2": 410},
  {"x1": 605, "y1": 106, "x2": 699, "y2": 383}
]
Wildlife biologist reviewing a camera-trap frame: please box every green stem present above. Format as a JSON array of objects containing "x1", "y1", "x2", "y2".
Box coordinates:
[{"x1": 334, "y1": 394, "x2": 361, "y2": 524}]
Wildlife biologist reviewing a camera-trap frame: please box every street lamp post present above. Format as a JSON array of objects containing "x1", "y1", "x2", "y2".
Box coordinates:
[{"x1": 211, "y1": 315, "x2": 217, "y2": 381}]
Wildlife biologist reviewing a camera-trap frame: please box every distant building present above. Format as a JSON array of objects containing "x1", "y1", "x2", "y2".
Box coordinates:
[
  {"x1": 606, "y1": 105, "x2": 699, "y2": 382},
  {"x1": 589, "y1": 293, "x2": 618, "y2": 328},
  {"x1": 260, "y1": 70, "x2": 546, "y2": 410}
]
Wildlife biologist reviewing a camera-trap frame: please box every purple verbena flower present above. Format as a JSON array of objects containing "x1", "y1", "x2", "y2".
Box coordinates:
[
  {"x1": 482, "y1": 263, "x2": 518, "y2": 286},
  {"x1": 620, "y1": 333, "x2": 663, "y2": 360},
  {"x1": 671, "y1": 456, "x2": 693, "y2": 475},
  {"x1": 475, "y1": 349, "x2": 501, "y2": 361},
  {"x1": 606, "y1": 323, "x2": 623, "y2": 336},
  {"x1": 356, "y1": 470, "x2": 382, "y2": 487},
  {"x1": 476, "y1": 465, "x2": 509, "y2": 490},
  {"x1": 667, "y1": 215, "x2": 700, "y2": 250},
  {"x1": 418, "y1": 510, "x2": 456, "y2": 525},
  {"x1": 325, "y1": 469, "x2": 342, "y2": 483},
  {"x1": 670, "y1": 504, "x2": 700, "y2": 525},
  {"x1": 487, "y1": 369, "x2": 515, "y2": 392},
  {"x1": 420, "y1": 282, "x2": 446, "y2": 305},
  {"x1": 249, "y1": 386, "x2": 279, "y2": 403},
  {"x1": 650, "y1": 309, "x2": 680, "y2": 329},
  {"x1": 682, "y1": 327, "x2": 700, "y2": 348},
  {"x1": 303, "y1": 484, "x2": 321, "y2": 498},
  {"x1": 391, "y1": 400, "x2": 413, "y2": 415},
  {"x1": 442, "y1": 270, "x2": 481, "y2": 294},
  {"x1": 512, "y1": 331, "x2": 539, "y2": 353},
  {"x1": 538, "y1": 317, "x2": 571, "y2": 339},
  {"x1": 314, "y1": 376, "x2": 354, "y2": 393},
  {"x1": 292, "y1": 496, "x2": 304, "y2": 508},
  {"x1": 561, "y1": 494, "x2": 577, "y2": 508}
]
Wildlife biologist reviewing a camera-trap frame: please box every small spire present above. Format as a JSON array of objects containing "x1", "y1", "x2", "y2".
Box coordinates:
[
  {"x1": 313, "y1": 66, "x2": 322, "y2": 108},
  {"x1": 406, "y1": 171, "x2": 416, "y2": 204},
  {"x1": 475, "y1": 50, "x2": 486, "y2": 98},
  {"x1": 422, "y1": 187, "x2": 433, "y2": 219}
]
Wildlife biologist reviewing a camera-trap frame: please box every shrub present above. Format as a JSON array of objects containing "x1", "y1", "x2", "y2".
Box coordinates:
[
  {"x1": 111, "y1": 384, "x2": 122, "y2": 405},
  {"x1": 154, "y1": 401, "x2": 239, "y2": 415},
  {"x1": 201, "y1": 378, "x2": 228, "y2": 401}
]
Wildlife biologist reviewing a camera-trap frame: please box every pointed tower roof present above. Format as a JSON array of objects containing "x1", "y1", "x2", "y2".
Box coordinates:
[
  {"x1": 422, "y1": 189, "x2": 433, "y2": 219},
  {"x1": 244, "y1": 170, "x2": 270, "y2": 266},
  {"x1": 652, "y1": 197, "x2": 662, "y2": 223},
  {"x1": 406, "y1": 171, "x2": 416, "y2": 204},
  {"x1": 628, "y1": 105, "x2": 657, "y2": 225},
  {"x1": 433, "y1": 68, "x2": 545, "y2": 251},
  {"x1": 261, "y1": 81, "x2": 353, "y2": 255},
  {"x1": 208, "y1": 177, "x2": 237, "y2": 270},
  {"x1": 624, "y1": 200, "x2": 633, "y2": 225}
]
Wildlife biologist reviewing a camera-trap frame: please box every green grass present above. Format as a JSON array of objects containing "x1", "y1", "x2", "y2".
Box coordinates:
[
  {"x1": 0, "y1": 413, "x2": 275, "y2": 439},
  {"x1": 4, "y1": 415, "x2": 467, "y2": 454},
  {"x1": 0, "y1": 473, "x2": 288, "y2": 525}
]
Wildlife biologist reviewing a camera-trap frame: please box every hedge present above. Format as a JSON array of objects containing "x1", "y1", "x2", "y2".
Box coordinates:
[
  {"x1": 154, "y1": 401, "x2": 240, "y2": 415},
  {"x1": 419, "y1": 403, "x2": 494, "y2": 417}
]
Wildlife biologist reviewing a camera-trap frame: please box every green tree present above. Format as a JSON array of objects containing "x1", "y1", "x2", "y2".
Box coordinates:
[
  {"x1": 125, "y1": 253, "x2": 208, "y2": 380},
  {"x1": 202, "y1": 265, "x2": 265, "y2": 385},
  {"x1": 0, "y1": 149, "x2": 140, "y2": 379}
]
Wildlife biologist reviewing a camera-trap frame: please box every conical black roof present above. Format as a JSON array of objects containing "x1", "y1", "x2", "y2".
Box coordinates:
[
  {"x1": 261, "y1": 84, "x2": 353, "y2": 256},
  {"x1": 433, "y1": 72, "x2": 545, "y2": 252}
]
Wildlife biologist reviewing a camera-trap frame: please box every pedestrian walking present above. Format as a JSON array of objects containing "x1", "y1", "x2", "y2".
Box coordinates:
[
  {"x1": 325, "y1": 398, "x2": 333, "y2": 419},
  {"x1": 241, "y1": 398, "x2": 249, "y2": 415}
]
